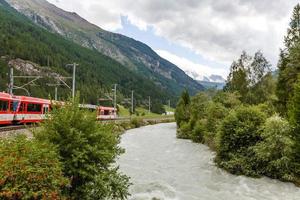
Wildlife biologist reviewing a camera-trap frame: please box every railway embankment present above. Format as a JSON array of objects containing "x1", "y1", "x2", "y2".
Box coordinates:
[{"x1": 0, "y1": 116, "x2": 175, "y2": 139}]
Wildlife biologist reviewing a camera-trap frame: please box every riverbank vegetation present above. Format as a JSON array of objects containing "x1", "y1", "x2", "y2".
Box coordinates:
[
  {"x1": 0, "y1": 98, "x2": 174, "y2": 199},
  {"x1": 175, "y1": 4, "x2": 300, "y2": 185},
  {"x1": 0, "y1": 98, "x2": 131, "y2": 199}
]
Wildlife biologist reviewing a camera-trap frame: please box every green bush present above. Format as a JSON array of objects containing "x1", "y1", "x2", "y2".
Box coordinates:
[
  {"x1": 130, "y1": 117, "x2": 144, "y2": 128},
  {"x1": 191, "y1": 120, "x2": 206, "y2": 143},
  {"x1": 213, "y1": 91, "x2": 241, "y2": 109},
  {"x1": 256, "y1": 102, "x2": 276, "y2": 118},
  {"x1": 177, "y1": 121, "x2": 193, "y2": 139},
  {"x1": 205, "y1": 102, "x2": 227, "y2": 133},
  {"x1": 189, "y1": 92, "x2": 210, "y2": 122},
  {"x1": 0, "y1": 136, "x2": 68, "y2": 199},
  {"x1": 216, "y1": 106, "x2": 266, "y2": 175},
  {"x1": 35, "y1": 99, "x2": 130, "y2": 199},
  {"x1": 151, "y1": 101, "x2": 166, "y2": 114},
  {"x1": 254, "y1": 115, "x2": 295, "y2": 181},
  {"x1": 136, "y1": 111, "x2": 140, "y2": 116},
  {"x1": 120, "y1": 121, "x2": 132, "y2": 130}
]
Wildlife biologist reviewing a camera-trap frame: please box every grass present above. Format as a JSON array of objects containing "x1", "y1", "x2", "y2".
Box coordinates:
[
  {"x1": 117, "y1": 104, "x2": 174, "y2": 119},
  {"x1": 164, "y1": 105, "x2": 175, "y2": 113}
]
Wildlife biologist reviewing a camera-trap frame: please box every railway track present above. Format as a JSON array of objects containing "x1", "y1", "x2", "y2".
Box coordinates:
[{"x1": 0, "y1": 125, "x2": 33, "y2": 133}]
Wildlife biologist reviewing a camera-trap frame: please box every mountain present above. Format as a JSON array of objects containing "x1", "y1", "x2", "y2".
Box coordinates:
[
  {"x1": 197, "y1": 81, "x2": 226, "y2": 90},
  {"x1": 6, "y1": 0, "x2": 204, "y2": 96},
  {"x1": 0, "y1": 0, "x2": 177, "y2": 105},
  {"x1": 208, "y1": 75, "x2": 226, "y2": 83},
  {"x1": 184, "y1": 69, "x2": 226, "y2": 89},
  {"x1": 185, "y1": 69, "x2": 225, "y2": 83}
]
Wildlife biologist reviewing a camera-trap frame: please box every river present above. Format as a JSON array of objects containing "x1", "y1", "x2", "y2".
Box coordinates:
[{"x1": 117, "y1": 123, "x2": 300, "y2": 200}]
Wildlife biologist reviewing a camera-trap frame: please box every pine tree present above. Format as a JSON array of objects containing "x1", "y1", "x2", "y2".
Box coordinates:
[
  {"x1": 276, "y1": 49, "x2": 289, "y2": 114},
  {"x1": 175, "y1": 90, "x2": 190, "y2": 127},
  {"x1": 288, "y1": 77, "x2": 300, "y2": 169},
  {"x1": 284, "y1": 4, "x2": 300, "y2": 49},
  {"x1": 277, "y1": 4, "x2": 300, "y2": 114}
]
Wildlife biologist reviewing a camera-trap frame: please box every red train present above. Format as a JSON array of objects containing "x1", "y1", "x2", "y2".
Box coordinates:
[
  {"x1": 0, "y1": 92, "x2": 116, "y2": 125},
  {"x1": 96, "y1": 106, "x2": 117, "y2": 120}
]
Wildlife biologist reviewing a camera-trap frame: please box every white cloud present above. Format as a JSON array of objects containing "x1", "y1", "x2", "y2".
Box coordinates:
[
  {"x1": 47, "y1": 0, "x2": 298, "y2": 72},
  {"x1": 156, "y1": 49, "x2": 227, "y2": 80}
]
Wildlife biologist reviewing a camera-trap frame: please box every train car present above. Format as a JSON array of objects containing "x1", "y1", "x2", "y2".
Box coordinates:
[
  {"x1": 97, "y1": 106, "x2": 117, "y2": 120},
  {"x1": 0, "y1": 92, "x2": 14, "y2": 125},
  {"x1": 13, "y1": 95, "x2": 51, "y2": 124}
]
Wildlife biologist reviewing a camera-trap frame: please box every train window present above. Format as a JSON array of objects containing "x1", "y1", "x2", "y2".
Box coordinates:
[
  {"x1": 104, "y1": 110, "x2": 109, "y2": 115},
  {"x1": 27, "y1": 103, "x2": 42, "y2": 112},
  {"x1": 43, "y1": 107, "x2": 49, "y2": 114},
  {"x1": 0, "y1": 100, "x2": 8, "y2": 111},
  {"x1": 12, "y1": 101, "x2": 19, "y2": 112},
  {"x1": 19, "y1": 103, "x2": 26, "y2": 112}
]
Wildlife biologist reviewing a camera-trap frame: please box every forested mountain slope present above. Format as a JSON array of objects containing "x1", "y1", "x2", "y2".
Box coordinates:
[
  {"x1": 6, "y1": 0, "x2": 204, "y2": 96},
  {"x1": 0, "y1": 0, "x2": 180, "y2": 104}
]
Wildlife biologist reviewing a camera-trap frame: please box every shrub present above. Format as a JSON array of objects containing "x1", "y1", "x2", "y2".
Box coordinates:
[
  {"x1": 0, "y1": 136, "x2": 68, "y2": 199},
  {"x1": 254, "y1": 115, "x2": 295, "y2": 181},
  {"x1": 130, "y1": 117, "x2": 144, "y2": 128},
  {"x1": 151, "y1": 101, "x2": 166, "y2": 114},
  {"x1": 213, "y1": 91, "x2": 241, "y2": 109},
  {"x1": 205, "y1": 102, "x2": 227, "y2": 133},
  {"x1": 35, "y1": 99, "x2": 130, "y2": 199},
  {"x1": 189, "y1": 92, "x2": 210, "y2": 122},
  {"x1": 216, "y1": 106, "x2": 266, "y2": 175},
  {"x1": 120, "y1": 121, "x2": 132, "y2": 130},
  {"x1": 203, "y1": 131, "x2": 217, "y2": 150},
  {"x1": 136, "y1": 111, "x2": 140, "y2": 116},
  {"x1": 177, "y1": 121, "x2": 193, "y2": 139},
  {"x1": 256, "y1": 102, "x2": 276, "y2": 118},
  {"x1": 191, "y1": 120, "x2": 206, "y2": 143}
]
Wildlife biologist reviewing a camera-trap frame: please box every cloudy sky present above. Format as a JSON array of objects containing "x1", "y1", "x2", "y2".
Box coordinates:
[{"x1": 47, "y1": 0, "x2": 298, "y2": 79}]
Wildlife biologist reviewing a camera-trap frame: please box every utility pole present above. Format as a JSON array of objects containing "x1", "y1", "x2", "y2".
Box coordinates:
[
  {"x1": 113, "y1": 84, "x2": 117, "y2": 111},
  {"x1": 66, "y1": 63, "x2": 79, "y2": 99},
  {"x1": 55, "y1": 86, "x2": 58, "y2": 101},
  {"x1": 131, "y1": 90, "x2": 134, "y2": 114},
  {"x1": 9, "y1": 66, "x2": 13, "y2": 95},
  {"x1": 8, "y1": 66, "x2": 40, "y2": 96},
  {"x1": 46, "y1": 80, "x2": 62, "y2": 101},
  {"x1": 168, "y1": 100, "x2": 171, "y2": 109},
  {"x1": 148, "y1": 96, "x2": 151, "y2": 113}
]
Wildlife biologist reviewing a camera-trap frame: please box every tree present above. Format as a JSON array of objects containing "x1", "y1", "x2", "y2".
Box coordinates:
[
  {"x1": 225, "y1": 52, "x2": 250, "y2": 102},
  {"x1": 216, "y1": 106, "x2": 266, "y2": 176},
  {"x1": 0, "y1": 136, "x2": 68, "y2": 199},
  {"x1": 151, "y1": 101, "x2": 166, "y2": 114},
  {"x1": 254, "y1": 115, "x2": 294, "y2": 181},
  {"x1": 288, "y1": 77, "x2": 300, "y2": 170},
  {"x1": 189, "y1": 92, "x2": 210, "y2": 123},
  {"x1": 225, "y1": 51, "x2": 272, "y2": 104},
  {"x1": 35, "y1": 98, "x2": 130, "y2": 199},
  {"x1": 276, "y1": 49, "x2": 289, "y2": 114},
  {"x1": 284, "y1": 4, "x2": 300, "y2": 49},
  {"x1": 175, "y1": 90, "x2": 190, "y2": 127},
  {"x1": 277, "y1": 4, "x2": 300, "y2": 115},
  {"x1": 249, "y1": 51, "x2": 271, "y2": 86}
]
